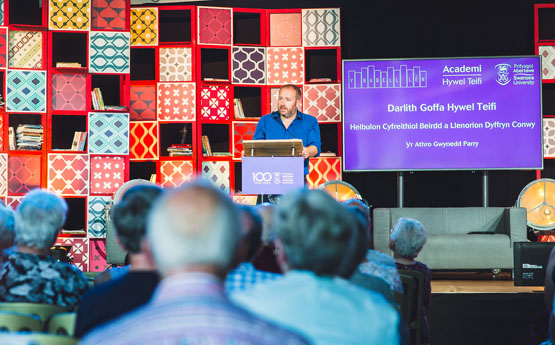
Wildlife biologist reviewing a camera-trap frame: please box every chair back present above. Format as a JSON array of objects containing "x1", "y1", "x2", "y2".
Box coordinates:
[
  {"x1": 397, "y1": 270, "x2": 425, "y2": 345},
  {"x1": 0, "y1": 303, "x2": 67, "y2": 325},
  {"x1": 46, "y1": 312, "x2": 76, "y2": 336},
  {"x1": 0, "y1": 311, "x2": 41, "y2": 333}
]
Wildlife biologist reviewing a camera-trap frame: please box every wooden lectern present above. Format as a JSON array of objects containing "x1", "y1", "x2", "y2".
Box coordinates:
[{"x1": 242, "y1": 139, "x2": 303, "y2": 157}]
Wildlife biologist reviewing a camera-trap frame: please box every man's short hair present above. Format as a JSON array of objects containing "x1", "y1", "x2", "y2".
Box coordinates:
[
  {"x1": 0, "y1": 206, "x2": 15, "y2": 250},
  {"x1": 390, "y1": 217, "x2": 427, "y2": 259},
  {"x1": 274, "y1": 189, "x2": 358, "y2": 276},
  {"x1": 280, "y1": 84, "x2": 302, "y2": 101},
  {"x1": 15, "y1": 189, "x2": 68, "y2": 250},
  {"x1": 237, "y1": 205, "x2": 263, "y2": 262},
  {"x1": 112, "y1": 184, "x2": 163, "y2": 254},
  {"x1": 147, "y1": 180, "x2": 240, "y2": 275}
]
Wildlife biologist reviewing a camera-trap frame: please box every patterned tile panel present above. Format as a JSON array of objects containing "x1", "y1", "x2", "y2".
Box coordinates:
[
  {"x1": 0, "y1": 27, "x2": 7, "y2": 68},
  {"x1": 88, "y1": 196, "x2": 111, "y2": 238},
  {"x1": 92, "y1": 0, "x2": 126, "y2": 31},
  {"x1": 48, "y1": 154, "x2": 89, "y2": 195},
  {"x1": 198, "y1": 7, "x2": 232, "y2": 45},
  {"x1": 232, "y1": 121, "x2": 257, "y2": 160},
  {"x1": 157, "y1": 83, "x2": 196, "y2": 121},
  {"x1": 232, "y1": 47, "x2": 265, "y2": 85},
  {"x1": 6, "y1": 197, "x2": 22, "y2": 210},
  {"x1": 130, "y1": 121, "x2": 158, "y2": 160},
  {"x1": 270, "y1": 13, "x2": 302, "y2": 47},
  {"x1": 6, "y1": 70, "x2": 47, "y2": 112},
  {"x1": 159, "y1": 47, "x2": 192, "y2": 82},
  {"x1": 130, "y1": 85, "x2": 156, "y2": 121},
  {"x1": 544, "y1": 119, "x2": 555, "y2": 158},
  {"x1": 89, "y1": 31, "x2": 130, "y2": 73},
  {"x1": 8, "y1": 31, "x2": 43, "y2": 69},
  {"x1": 0, "y1": 0, "x2": 4, "y2": 26},
  {"x1": 55, "y1": 238, "x2": 89, "y2": 271},
  {"x1": 202, "y1": 161, "x2": 230, "y2": 194},
  {"x1": 52, "y1": 74, "x2": 87, "y2": 111},
  {"x1": 0, "y1": 154, "x2": 7, "y2": 196},
  {"x1": 130, "y1": 8, "x2": 158, "y2": 46},
  {"x1": 303, "y1": 84, "x2": 341, "y2": 122},
  {"x1": 307, "y1": 157, "x2": 341, "y2": 189},
  {"x1": 49, "y1": 0, "x2": 91, "y2": 30},
  {"x1": 90, "y1": 156, "x2": 125, "y2": 195},
  {"x1": 267, "y1": 47, "x2": 304, "y2": 85},
  {"x1": 200, "y1": 86, "x2": 230, "y2": 121},
  {"x1": 0, "y1": 117, "x2": 3, "y2": 152},
  {"x1": 8, "y1": 156, "x2": 41, "y2": 195},
  {"x1": 232, "y1": 195, "x2": 257, "y2": 205},
  {"x1": 89, "y1": 113, "x2": 130, "y2": 154},
  {"x1": 89, "y1": 238, "x2": 108, "y2": 272},
  {"x1": 160, "y1": 160, "x2": 194, "y2": 188},
  {"x1": 540, "y1": 46, "x2": 555, "y2": 80},
  {"x1": 270, "y1": 87, "x2": 280, "y2": 112},
  {"x1": 302, "y1": 9, "x2": 340, "y2": 47}
]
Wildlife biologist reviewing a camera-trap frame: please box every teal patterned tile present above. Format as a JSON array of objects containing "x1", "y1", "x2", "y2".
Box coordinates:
[
  {"x1": 88, "y1": 196, "x2": 111, "y2": 238},
  {"x1": 302, "y1": 9, "x2": 340, "y2": 47},
  {"x1": 6, "y1": 70, "x2": 47, "y2": 112},
  {"x1": 89, "y1": 31, "x2": 130, "y2": 73},
  {"x1": 89, "y1": 112, "x2": 129, "y2": 154},
  {"x1": 0, "y1": 0, "x2": 4, "y2": 26}
]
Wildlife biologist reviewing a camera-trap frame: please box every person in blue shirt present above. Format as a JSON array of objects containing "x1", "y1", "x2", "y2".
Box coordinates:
[{"x1": 253, "y1": 84, "x2": 321, "y2": 175}]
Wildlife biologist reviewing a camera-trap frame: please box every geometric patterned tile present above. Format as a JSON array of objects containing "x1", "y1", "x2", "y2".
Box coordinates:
[
  {"x1": 232, "y1": 121, "x2": 257, "y2": 160},
  {"x1": 130, "y1": 121, "x2": 158, "y2": 160},
  {"x1": 54, "y1": 237, "x2": 89, "y2": 272},
  {"x1": 6, "y1": 196, "x2": 23, "y2": 210},
  {"x1": 232, "y1": 195, "x2": 258, "y2": 205},
  {"x1": 270, "y1": 87, "x2": 280, "y2": 113},
  {"x1": 89, "y1": 31, "x2": 130, "y2": 73},
  {"x1": 270, "y1": 13, "x2": 302, "y2": 47},
  {"x1": 232, "y1": 47, "x2": 265, "y2": 85},
  {"x1": 200, "y1": 85, "x2": 230, "y2": 121},
  {"x1": 52, "y1": 73, "x2": 87, "y2": 111},
  {"x1": 90, "y1": 156, "x2": 125, "y2": 195},
  {"x1": 130, "y1": 8, "x2": 158, "y2": 46},
  {"x1": 302, "y1": 9, "x2": 340, "y2": 47},
  {"x1": 159, "y1": 47, "x2": 192, "y2": 82},
  {"x1": 160, "y1": 160, "x2": 194, "y2": 188},
  {"x1": 88, "y1": 196, "x2": 111, "y2": 238},
  {"x1": 48, "y1": 154, "x2": 89, "y2": 196},
  {"x1": 540, "y1": 46, "x2": 555, "y2": 80},
  {"x1": 0, "y1": 27, "x2": 7, "y2": 68},
  {"x1": 49, "y1": 0, "x2": 91, "y2": 30},
  {"x1": 544, "y1": 118, "x2": 555, "y2": 158},
  {"x1": 267, "y1": 47, "x2": 304, "y2": 85},
  {"x1": 89, "y1": 238, "x2": 108, "y2": 272},
  {"x1": 89, "y1": 113, "x2": 129, "y2": 155},
  {"x1": 8, "y1": 31, "x2": 43, "y2": 69},
  {"x1": 8, "y1": 156, "x2": 41, "y2": 195},
  {"x1": 202, "y1": 161, "x2": 230, "y2": 194},
  {"x1": 130, "y1": 84, "x2": 156, "y2": 121},
  {"x1": 92, "y1": 0, "x2": 126, "y2": 31},
  {"x1": 6, "y1": 70, "x2": 47, "y2": 112},
  {"x1": 307, "y1": 157, "x2": 342, "y2": 189},
  {"x1": 302, "y1": 84, "x2": 341, "y2": 122},
  {"x1": 157, "y1": 83, "x2": 196, "y2": 121},
  {"x1": 198, "y1": 7, "x2": 231, "y2": 45},
  {"x1": 0, "y1": 0, "x2": 3, "y2": 26},
  {"x1": 0, "y1": 154, "x2": 7, "y2": 196}
]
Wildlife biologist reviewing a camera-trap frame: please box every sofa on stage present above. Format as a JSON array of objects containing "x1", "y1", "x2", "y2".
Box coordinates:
[{"x1": 373, "y1": 207, "x2": 528, "y2": 270}]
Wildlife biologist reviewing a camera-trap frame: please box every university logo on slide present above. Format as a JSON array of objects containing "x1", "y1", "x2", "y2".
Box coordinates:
[{"x1": 495, "y1": 63, "x2": 511, "y2": 85}]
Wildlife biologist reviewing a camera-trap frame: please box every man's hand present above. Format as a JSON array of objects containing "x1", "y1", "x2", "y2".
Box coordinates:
[{"x1": 300, "y1": 145, "x2": 318, "y2": 159}]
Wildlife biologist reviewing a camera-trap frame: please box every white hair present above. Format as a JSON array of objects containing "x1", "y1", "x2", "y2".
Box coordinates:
[
  {"x1": 390, "y1": 217, "x2": 427, "y2": 259},
  {"x1": 147, "y1": 180, "x2": 240, "y2": 275},
  {"x1": 15, "y1": 189, "x2": 68, "y2": 249}
]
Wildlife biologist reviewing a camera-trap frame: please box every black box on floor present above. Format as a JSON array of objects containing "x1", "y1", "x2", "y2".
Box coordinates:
[{"x1": 514, "y1": 241, "x2": 555, "y2": 286}]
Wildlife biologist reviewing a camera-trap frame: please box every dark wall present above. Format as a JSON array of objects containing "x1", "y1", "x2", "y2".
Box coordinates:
[{"x1": 186, "y1": 0, "x2": 545, "y2": 208}]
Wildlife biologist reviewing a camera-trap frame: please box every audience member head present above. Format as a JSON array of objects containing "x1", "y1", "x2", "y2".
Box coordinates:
[
  {"x1": 0, "y1": 206, "x2": 15, "y2": 250},
  {"x1": 147, "y1": 180, "x2": 240, "y2": 277},
  {"x1": 112, "y1": 184, "x2": 163, "y2": 254},
  {"x1": 15, "y1": 189, "x2": 68, "y2": 251},
  {"x1": 236, "y1": 205, "x2": 263, "y2": 263},
  {"x1": 274, "y1": 189, "x2": 358, "y2": 276},
  {"x1": 255, "y1": 202, "x2": 276, "y2": 244},
  {"x1": 337, "y1": 205, "x2": 371, "y2": 278},
  {"x1": 389, "y1": 217, "x2": 427, "y2": 260}
]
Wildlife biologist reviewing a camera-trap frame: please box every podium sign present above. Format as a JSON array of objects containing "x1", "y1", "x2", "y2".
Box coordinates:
[{"x1": 242, "y1": 156, "x2": 304, "y2": 194}]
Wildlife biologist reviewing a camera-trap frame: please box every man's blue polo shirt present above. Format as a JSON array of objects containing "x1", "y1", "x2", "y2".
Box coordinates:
[{"x1": 253, "y1": 111, "x2": 321, "y2": 175}]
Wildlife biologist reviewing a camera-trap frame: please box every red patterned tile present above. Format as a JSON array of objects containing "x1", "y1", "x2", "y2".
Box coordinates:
[
  {"x1": 52, "y1": 74, "x2": 87, "y2": 111},
  {"x1": 0, "y1": 27, "x2": 7, "y2": 68},
  {"x1": 90, "y1": 156, "x2": 126, "y2": 195},
  {"x1": 55, "y1": 238, "x2": 89, "y2": 272},
  {"x1": 232, "y1": 121, "x2": 257, "y2": 160},
  {"x1": 270, "y1": 13, "x2": 302, "y2": 47},
  {"x1": 88, "y1": 238, "x2": 108, "y2": 272},
  {"x1": 6, "y1": 197, "x2": 23, "y2": 210},
  {"x1": 160, "y1": 160, "x2": 194, "y2": 187},
  {"x1": 130, "y1": 121, "x2": 158, "y2": 160},
  {"x1": 198, "y1": 7, "x2": 231, "y2": 45},
  {"x1": 200, "y1": 86, "x2": 230, "y2": 121},
  {"x1": 157, "y1": 83, "x2": 196, "y2": 121},
  {"x1": 267, "y1": 47, "x2": 304, "y2": 85},
  {"x1": 307, "y1": 157, "x2": 342, "y2": 189},
  {"x1": 48, "y1": 154, "x2": 89, "y2": 196},
  {"x1": 92, "y1": 0, "x2": 126, "y2": 31},
  {"x1": 303, "y1": 84, "x2": 341, "y2": 122},
  {"x1": 8, "y1": 156, "x2": 41, "y2": 195},
  {"x1": 130, "y1": 85, "x2": 156, "y2": 121}
]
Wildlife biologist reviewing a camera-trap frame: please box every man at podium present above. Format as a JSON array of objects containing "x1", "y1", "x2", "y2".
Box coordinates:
[{"x1": 253, "y1": 84, "x2": 321, "y2": 175}]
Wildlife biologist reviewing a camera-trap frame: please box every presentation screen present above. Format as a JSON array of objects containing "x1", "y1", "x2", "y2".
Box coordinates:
[{"x1": 342, "y1": 56, "x2": 542, "y2": 171}]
